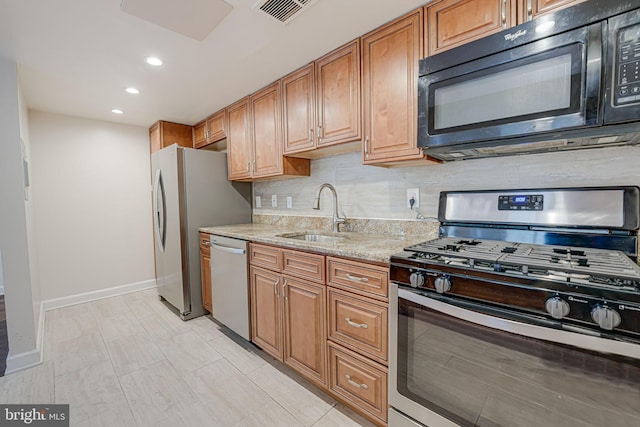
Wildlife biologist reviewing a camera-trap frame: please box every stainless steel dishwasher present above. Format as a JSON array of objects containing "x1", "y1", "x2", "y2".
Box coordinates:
[{"x1": 209, "y1": 235, "x2": 250, "y2": 340}]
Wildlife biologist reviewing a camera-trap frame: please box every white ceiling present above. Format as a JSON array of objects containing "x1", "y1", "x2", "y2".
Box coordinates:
[{"x1": 0, "y1": 0, "x2": 429, "y2": 128}]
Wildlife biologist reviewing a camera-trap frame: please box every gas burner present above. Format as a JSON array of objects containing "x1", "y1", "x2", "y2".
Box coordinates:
[
  {"x1": 551, "y1": 257, "x2": 590, "y2": 267},
  {"x1": 440, "y1": 244, "x2": 461, "y2": 252},
  {"x1": 455, "y1": 240, "x2": 481, "y2": 246},
  {"x1": 501, "y1": 247, "x2": 517, "y2": 253}
]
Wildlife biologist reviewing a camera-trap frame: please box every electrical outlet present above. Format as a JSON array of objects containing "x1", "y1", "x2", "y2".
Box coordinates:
[
  {"x1": 271, "y1": 195, "x2": 278, "y2": 207},
  {"x1": 286, "y1": 196, "x2": 293, "y2": 209},
  {"x1": 255, "y1": 196, "x2": 261, "y2": 208},
  {"x1": 407, "y1": 188, "x2": 420, "y2": 208}
]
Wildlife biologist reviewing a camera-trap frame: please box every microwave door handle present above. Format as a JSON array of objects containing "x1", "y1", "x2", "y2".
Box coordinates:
[{"x1": 396, "y1": 288, "x2": 640, "y2": 359}]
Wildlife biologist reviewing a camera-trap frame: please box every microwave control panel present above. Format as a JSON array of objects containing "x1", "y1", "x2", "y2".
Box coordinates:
[{"x1": 615, "y1": 22, "x2": 640, "y2": 106}]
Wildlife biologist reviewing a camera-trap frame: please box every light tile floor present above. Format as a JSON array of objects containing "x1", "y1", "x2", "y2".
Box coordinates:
[{"x1": 0, "y1": 289, "x2": 375, "y2": 427}]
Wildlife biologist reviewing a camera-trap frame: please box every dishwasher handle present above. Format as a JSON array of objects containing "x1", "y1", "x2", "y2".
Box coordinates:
[{"x1": 210, "y1": 242, "x2": 246, "y2": 255}]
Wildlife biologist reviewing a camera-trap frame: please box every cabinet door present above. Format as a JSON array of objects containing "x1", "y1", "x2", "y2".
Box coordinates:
[
  {"x1": 316, "y1": 40, "x2": 361, "y2": 147},
  {"x1": 193, "y1": 120, "x2": 207, "y2": 149},
  {"x1": 427, "y1": 0, "x2": 516, "y2": 56},
  {"x1": 362, "y1": 10, "x2": 424, "y2": 164},
  {"x1": 206, "y1": 109, "x2": 226, "y2": 143},
  {"x1": 282, "y1": 276, "x2": 327, "y2": 387},
  {"x1": 200, "y1": 250, "x2": 212, "y2": 313},
  {"x1": 523, "y1": 0, "x2": 586, "y2": 22},
  {"x1": 226, "y1": 97, "x2": 253, "y2": 180},
  {"x1": 251, "y1": 82, "x2": 283, "y2": 178},
  {"x1": 250, "y1": 266, "x2": 283, "y2": 359},
  {"x1": 282, "y1": 64, "x2": 316, "y2": 154}
]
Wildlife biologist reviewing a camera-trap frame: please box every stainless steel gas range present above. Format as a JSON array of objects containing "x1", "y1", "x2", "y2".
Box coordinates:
[{"x1": 388, "y1": 187, "x2": 640, "y2": 427}]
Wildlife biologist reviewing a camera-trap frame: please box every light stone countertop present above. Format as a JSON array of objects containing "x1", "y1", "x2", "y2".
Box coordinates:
[{"x1": 199, "y1": 223, "x2": 429, "y2": 263}]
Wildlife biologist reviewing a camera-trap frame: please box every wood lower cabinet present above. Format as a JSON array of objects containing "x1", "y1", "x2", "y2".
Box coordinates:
[
  {"x1": 199, "y1": 232, "x2": 212, "y2": 313},
  {"x1": 249, "y1": 244, "x2": 327, "y2": 388},
  {"x1": 328, "y1": 342, "x2": 388, "y2": 424},
  {"x1": 427, "y1": 0, "x2": 517, "y2": 56},
  {"x1": 283, "y1": 276, "x2": 327, "y2": 386},
  {"x1": 149, "y1": 120, "x2": 193, "y2": 154},
  {"x1": 250, "y1": 266, "x2": 283, "y2": 358},
  {"x1": 362, "y1": 9, "x2": 431, "y2": 166}
]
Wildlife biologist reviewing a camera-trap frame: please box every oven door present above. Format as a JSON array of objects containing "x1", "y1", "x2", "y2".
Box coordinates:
[
  {"x1": 417, "y1": 23, "x2": 602, "y2": 151},
  {"x1": 389, "y1": 283, "x2": 640, "y2": 427}
]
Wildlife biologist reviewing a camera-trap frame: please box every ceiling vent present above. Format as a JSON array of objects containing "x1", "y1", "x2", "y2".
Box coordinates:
[{"x1": 255, "y1": 0, "x2": 319, "y2": 24}]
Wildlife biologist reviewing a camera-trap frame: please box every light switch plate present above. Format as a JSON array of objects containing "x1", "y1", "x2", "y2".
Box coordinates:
[
  {"x1": 255, "y1": 196, "x2": 261, "y2": 208},
  {"x1": 286, "y1": 196, "x2": 293, "y2": 209},
  {"x1": 271, "y1": 195, "x2": 278, "y2": 207}
]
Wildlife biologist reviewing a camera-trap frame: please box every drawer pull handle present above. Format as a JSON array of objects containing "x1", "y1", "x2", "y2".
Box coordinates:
[
  {"x1": 346, "y1": 273, "x2": 368, "y2": 283},
  {"x1": 345, "y1": 375, "x2": 368, "y2": 390},
  {"x1": 345, "y1": 318, "x2": 368, "y2": 329}
]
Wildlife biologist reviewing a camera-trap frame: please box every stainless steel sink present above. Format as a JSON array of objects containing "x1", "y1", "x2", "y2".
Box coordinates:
[{"x1": 277, "y1": 233, "x2": 347, "y2": 243}]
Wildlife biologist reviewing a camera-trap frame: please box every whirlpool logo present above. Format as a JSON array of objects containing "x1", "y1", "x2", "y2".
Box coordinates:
[
  {"x1": 1, "y1": 405, "x2": 68, "y2": 426},
  {"x1": 504, "y1": 29, "x2": 527, "y2": 42}
]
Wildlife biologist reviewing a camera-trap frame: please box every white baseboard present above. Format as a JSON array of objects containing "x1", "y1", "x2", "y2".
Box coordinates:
[
  {"x1": 4, "y1": 279, "x2": 157, "y2": 375},
  {"x1": 42, "y1": 279, "x2": 157, "y2": 311}
]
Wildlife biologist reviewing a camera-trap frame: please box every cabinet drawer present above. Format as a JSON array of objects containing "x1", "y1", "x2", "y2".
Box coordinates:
[
  {"x1": 282, "y1": 250, "x2": 325, "y2": 284},
  {"x1": 199, "y1": 232, "x2": 211, "y2": 255},
  {"x1": 250, "y1": 243, "x2": 281, "y2": 271},
  {"x1": 328, "y1": 342, "x2": 388, "y2": 423},
  {"x1": 327, "y1": 257, "x2": 389, "y2": 300},
  {"x1": 328, "y1": 289, "x2": 388, "y2": 364}
]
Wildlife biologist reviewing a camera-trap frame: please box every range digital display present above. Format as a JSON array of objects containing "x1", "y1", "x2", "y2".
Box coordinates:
[{"x1": 498, "y1": 194, "x2": 544, "y2": 210}]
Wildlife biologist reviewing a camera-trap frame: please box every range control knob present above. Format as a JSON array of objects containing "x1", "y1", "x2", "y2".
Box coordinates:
[
  {"x1": 545, "y1": 297, "x2": 570, "y2": 319},
  {"x1": 591, "y1": 305, "x2": 622, "y2": 331},
  {"x1": 434, "y1": 275, "x2": 451, "y2": 294},
  {"x1": 409, "y1": 272, "x2": 425, "y2": 288}
]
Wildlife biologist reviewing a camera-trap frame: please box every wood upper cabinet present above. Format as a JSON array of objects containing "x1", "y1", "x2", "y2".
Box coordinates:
[
  {"x1": 282, "y1": 64, "x2": 316, "y2": 154},
  {"x1": 282, "y1": 275, "x2": 327, "y2": 386},
  {"x1": 519, "y1": 0, "x2": 586, "y2": 23},
  {"x1": 282, "y1": 41, "x2": 361, "y2": 157},
  {"x1": 226, "y1": 83, "x2": 310, "y2": 181},
  {"x1": 149, "y1": 121, "x2": 193, "y2": 154},
  {"x1": 193, "y1": 120, "x2": 207, "y2": 148},
  {"x1": 199, "y1": 233, "x2": 212, "y2": 313},
  {"x1": 316, "y1": 40, "x2": 361, "y2": 147},
  {"x1": 362, "y1": 9, "x2": 426, "y2": 165},
  {"x1": 427, "y1": 0, "x2": 517, "y2": 56},
  {"x1": 226, "y1": 97, "x2": 253, "y2": 180},
  {"x1": 251, "y1": 82, "x2": 283, "y2": 178},
  {"x1": 195, "y1": 110, "x2": 226, "y2": 149}
]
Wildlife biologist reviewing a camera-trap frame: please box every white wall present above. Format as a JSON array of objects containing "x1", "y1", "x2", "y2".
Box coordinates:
[
  {"x1": 254, "y1": 147, "x2": 640, "y2": 220},
  {"x1": 29, "y1": 111, "x2": 155, "y2": 301},
  {"x1": 0, "y1": 56, "x2": 38, "y2": 367}
]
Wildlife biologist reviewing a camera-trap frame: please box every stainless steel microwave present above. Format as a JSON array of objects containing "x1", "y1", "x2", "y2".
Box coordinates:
[{"x1": 418, "y1": 0, "x2": 640, "y2": 161}]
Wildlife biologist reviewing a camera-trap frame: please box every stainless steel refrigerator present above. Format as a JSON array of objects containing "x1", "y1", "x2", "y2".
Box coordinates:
[{"x1": 151, "y1": 144, "x2": 251, "y2": 320}]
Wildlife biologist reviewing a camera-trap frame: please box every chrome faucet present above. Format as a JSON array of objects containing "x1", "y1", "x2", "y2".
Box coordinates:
[{"x1": 313, "y1": 183, "x2": 346, "y2": 232}]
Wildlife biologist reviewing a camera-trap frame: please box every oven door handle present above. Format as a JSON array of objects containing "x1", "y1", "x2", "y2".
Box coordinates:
[{"x1": 396, "y1": 287, "x2": 640, "y2": 360}]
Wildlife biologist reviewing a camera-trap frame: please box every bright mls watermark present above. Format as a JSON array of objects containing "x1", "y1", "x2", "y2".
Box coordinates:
[{"x1": 0, "y1": 405, "x2": 68, "y2": 426}]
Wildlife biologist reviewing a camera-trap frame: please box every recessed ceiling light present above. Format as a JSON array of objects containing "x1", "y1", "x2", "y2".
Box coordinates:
[
  {"x1": 112, "y1": 109, "x2": 124, "y2": 114},
  {"x1": 145, "y1": 57, "x2": 163, "y2": 66},
  {"x1": 125, "y1": 87, "x2": 140, "y2": 94}
]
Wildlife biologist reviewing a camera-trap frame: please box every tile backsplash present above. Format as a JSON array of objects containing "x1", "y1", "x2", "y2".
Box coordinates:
[{"x1": 253, "y1": 146, "x2": 640, "y2": 221}]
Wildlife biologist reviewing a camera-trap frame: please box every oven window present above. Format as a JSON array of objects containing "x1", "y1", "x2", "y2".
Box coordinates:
[
  {"x1": 397, "y1": 297, "x2": 640, "y2": 427},
  {"x1": 429, "y1": 43, "x2": 583, "y2": 133}
]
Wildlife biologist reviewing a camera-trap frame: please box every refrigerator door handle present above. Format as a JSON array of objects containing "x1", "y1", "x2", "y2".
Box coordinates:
[{"x1": 153, "y1": 169, "x2": 167, "y2": 252}]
